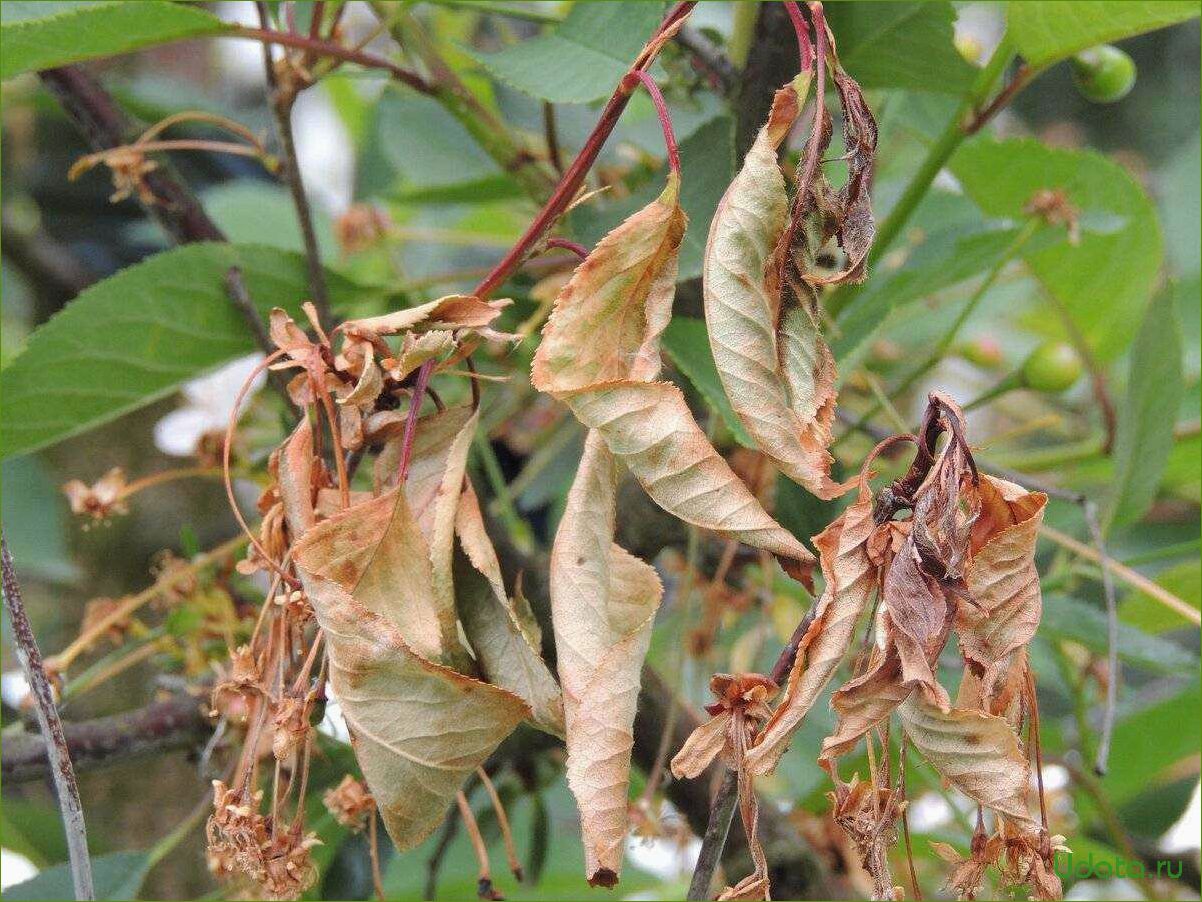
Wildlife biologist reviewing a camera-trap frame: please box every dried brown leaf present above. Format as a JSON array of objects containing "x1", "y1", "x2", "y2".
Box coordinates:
[
  {"x1": 702, "y1": 75, "x2": 847, "y2": 500},
  {"x1": 551, "y1": 432, "x2": 663, "y2": 886},
  {"x1": 897, "y1": 693, "x2": 1034, "y2": 828},
  {"x1": 533, "y1": 174, "x2": 814, "y2": 573},
  {"x1": 958, "y1": 477, "x2": 1047, "y2": 687},
  {"x1": 455, "y1": 484, "x2": 565, "y2": 737},
  {"x1": 747, "y1": 482, "x2": 877, "y2": 775}
]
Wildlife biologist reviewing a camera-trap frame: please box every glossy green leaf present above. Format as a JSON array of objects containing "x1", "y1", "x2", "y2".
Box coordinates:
[
  {"x1": 662, "y1": 316, "x2": 753, "y2": 448},
  {"x1": 1006, "y1": 1, "x2": 1199, "y2": 72},
  {"x1": 833, "y1": 224, "x2": 1026, "y2": 364},
  {"x1": 825, "y1": 2, "x2": 976, "y2": 94},
  {"x1": 0, "y1": 243, "x2": 387, "y2": 460},
  {"x1": 1106, "y1": 285, "x2": 1185, "y2": 527},
  {"x1": 3, "y1": 851, "x2": 151, "y2": 901},
  {"x1": 469, "y1": 0, "x2": 663, "y2": 103},
  {"x1": 950, "y1": 137, "x2": 1162, "y2": 359},
  {"x1": 0, "y1": 1, "x2": 229, "y2": 80},
  {"x1": 1041, "y1": 593, "x2": 1197, "y2": 673}
]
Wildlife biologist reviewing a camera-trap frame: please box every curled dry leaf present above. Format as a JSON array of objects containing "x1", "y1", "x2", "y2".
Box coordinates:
[
  {"x1": 455, "y1": 482, "x2": 565, "y2": 737},
  {"x1": 897, "y1": 693, "x2": 1034, "y2": 828},
  {"x1": 532, "y1": 173, "x2": 815, "y2": 574},
  {"x1": 552, "y1": 432, "x2": 663, "y2": 886},
  {"x1": 702, "y1": 74, "x2": 845, "y2": 501},
  {"x1": 958, "y1": 476, "x2": 1047, "y2": 691},
  {"x1": 340, "y1": 294, "x2": 510, "y2": 339},
  {"x1": 747, "y1": 475, "x2": 877, "y2": 776},
  {"x1": 281, "y1": 420, "x2": 531, "y2": 851}
]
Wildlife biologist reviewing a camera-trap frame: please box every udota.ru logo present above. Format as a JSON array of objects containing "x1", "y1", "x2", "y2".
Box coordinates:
[{"x1": 1054, "y1": 851, "x2": 1184, "y2": 881}]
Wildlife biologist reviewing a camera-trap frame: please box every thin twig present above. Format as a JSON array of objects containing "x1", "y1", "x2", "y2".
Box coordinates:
[
  {"x1": 542, "y1": 101, "x2": 564, "y2": 175},
  {"x1": 255, "y1": 3, "x2": 332, "y2": 329},
  {"x1": 424, "y1": 801, "x2": 461, "y2": 900},
  {"x1": 1039, "y1": 523, "x2": 1199, "y2": 625},
  {"x1": 368, "y1": 808, "x2": 386, "y2": 901},
  {"x1": 965, "y1": 64, "x2": 1032, "y2": 135},
  {"x1": 686, "y1": 770, "x2": 739, "y2": 900},
  {"x1": 1082, "y1": 501, "x2": 1119, "y2": 776},
  {"x1": 1, "y1": 536, "x2": 95, "y2": 901},
  {"x1": 231, "y1": 25, "x2": 435, "y2": 93},
  {"x1": 477, "y1": 767, "x2": 523, "y2": 881}
]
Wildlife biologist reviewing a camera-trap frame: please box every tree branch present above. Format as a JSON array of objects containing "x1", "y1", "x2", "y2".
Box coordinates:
[
  {"x1": 254, "y1": 2, "x2": 332, "y2": 327},
  {"x1": 2, "y1": 536, "x2": 94, "y2": 900},
  {"x1": 2, "y1": 692, "x2": 210, "y2": 785}
]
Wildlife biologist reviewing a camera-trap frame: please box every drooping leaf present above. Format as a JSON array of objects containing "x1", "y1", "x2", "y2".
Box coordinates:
[
  {"x1": 469, "y1": 0, "x2": 664, "y2": 104},
  {"x1": 702, "y1": 76, "x2": 845, "y2": 499},
  {"x1": 1006, "y1": 1, "x2": 1199, "y2": 72},
  {"x1": 0, "y1": 243, "x2": 385, "y2": 460},
  {"x1": 824, "y1": 2, "x2": 976, "y2": 94},
  {"x1": 573, "y1": 115, "x2": 736, "y2": 282},
  {"x1": 950, "y1": 138, "x2": 1162, "y2": 359},
  {"x1": 285, "y1": 425, "x2": 529, "y2": 850},
  {"x1": 3, "y1": 851, "x2": 151, "y2": 901},
  {"x1": 897, "y1": 694, "x2": 1034, "y2": 827},
  {"x1": 551, "y1": 432, "x2": 663, "y2": 886},
  {"x1": 747, "y1": 483, "x2": 877, "y2": 776},
  {"x1": 533, "y1": 175, "x2": 814, "y2": 571},
  {"x1": 1105, "y1": 286, "x2": 1186, "y2": 528},
  {"x1": 956, "y1": 476, "x2": 1047, "y2": 687},
  {"x1": 662, "y1": 316, "x2": 754, "y2": 448},
  {"x1": 455, "y1": 483, "x2": 565, "y2": 737},
  {"x1": 0, "y1": 1, "x2": 229, "y2": 80}
]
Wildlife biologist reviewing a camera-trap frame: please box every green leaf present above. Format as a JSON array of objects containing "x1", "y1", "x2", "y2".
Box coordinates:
[
  {"x1": 572, "y1": 115, "x2": 733, "y2": 281},
  {"x1": 824, "y1": 2, "x2": 976, "y2": 94},
  {"x1": 358, "y1": 84, "x2": 500, "y2": 197},
  {"x1": 1103, "y1": 683, "x2": 1201, "y2": 804},
  {"x1": 3, "y1": 850, "x2": 151, "y2": 901},
  {"x1": 0, "y1": 243, "x2": 386, "y2": 460},
  {"x1": 950, "y1": 137, "x2": 1162, "y2": 359},
  {"x1": 0, "y1": 1, "x2": 229, "y2": 80},
  {"x1": 662, "y1": 316, "x2": 753, "y2": 448},
  {"x1": 1041, "y1": 593, "x2": 1197, "y2": 674},
  {"x1": 1120, "y1": 561, "x2": 1201, "y2": 633},
  {"x1": 0, "y1": 457, "x2": 77, "y2": 582},
  {"x1": 469, "y1": 0, "x2": 664, "y2": 103},
  {"x1": 1106, "y1": 285, "x2": 1186, "y2": 527},
  {"x1": 1006, "y1": 1, "x2": 1199, "y2": 72},
  {"x1": 833, "y1": 223, "x2": 1026, "y2": 364}
]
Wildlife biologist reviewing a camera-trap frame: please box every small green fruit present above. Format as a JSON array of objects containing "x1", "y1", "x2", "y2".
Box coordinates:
[
  {"x1": 958, "y1": 337, "x2": 1004, "y2": 370},
  {"x1": 1071, "y1": 45, "x2": 1136, "y2": 104},
  {"x1": 1021, "y1": 341, "x2": 1084, "y2": 393}
]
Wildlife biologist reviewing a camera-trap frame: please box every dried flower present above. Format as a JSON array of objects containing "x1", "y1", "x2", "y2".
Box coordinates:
[
  {"x1": 335, "y1": 203, "x2": 392, "y2": 255},
  {"x1": 1023, "y1": 188, "x2": 1080, "y2": 246},
  {"x1": 206, "y1": 780, "x2": 268, "y2": 880},
  {"x1": 322, "y1": 774, "x2": 375, "y2": 832},
  {"x1": 63, "y1": 467, "x2": 128, "y2": 524},
  {"x1": 258, "y1": 825, "x2": 321, "y2": 901},
  {"x1": 271, "y1": 695, "x2": 312, "y2": 761},
  {"x1": 211, "y1": 645, "x2": 265, "y2": 720}
]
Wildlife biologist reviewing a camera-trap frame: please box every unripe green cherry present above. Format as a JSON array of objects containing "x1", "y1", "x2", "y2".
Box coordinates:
[
  {"x1": 1071, "y1": 45, "x2": 1136, "y2": 104},
  {"x1": 1021, "y1": 341, "x2": 1084, "y2": 393}
]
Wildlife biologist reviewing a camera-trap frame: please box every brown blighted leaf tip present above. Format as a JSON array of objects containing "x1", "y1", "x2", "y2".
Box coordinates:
[
  {"x1": 588, "y1": 867, "x2": 619, "y2": 888},
  {"x1": 779, "y1": 554, "x2": 816, "y2": 594}
]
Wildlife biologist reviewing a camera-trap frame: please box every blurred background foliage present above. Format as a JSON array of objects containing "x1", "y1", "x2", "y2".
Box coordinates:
[{"x1": 0, "y1": 2, "x2": 1199, "y2": 900}]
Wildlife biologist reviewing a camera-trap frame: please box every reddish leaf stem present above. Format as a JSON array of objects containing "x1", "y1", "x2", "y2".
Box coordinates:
[
  {"x1": 632, "y1": 70, "x2": 680, "y2": 175},
  {"x1": 783, "y1": 1, "x2": 813, "y2": 70},
  {"x1": 398, "y1": 358, "x2": 435, "y2": 483},
  {"x1": 471, "y1": 2, "x2": 695, "y2": 301},
  {"x1": 545, "y1": 237, "x2": 589, "y2": 260}
]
